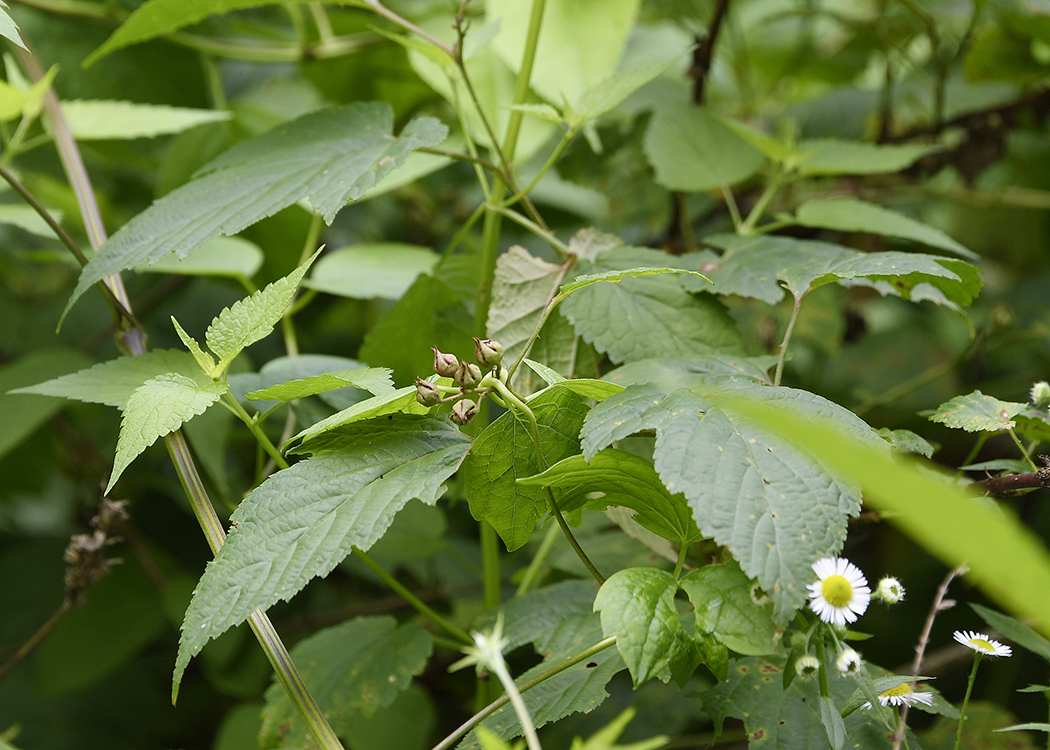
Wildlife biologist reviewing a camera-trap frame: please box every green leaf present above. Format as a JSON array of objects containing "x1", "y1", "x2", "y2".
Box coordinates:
[
  {"x1": 704, "y1": 233, "x2": 983, "y2": 307},
  {"x1": 874, "y1": 428, "x2": 936, "y2": 457},
  {"x1": 971, "y1": 603, "x2": 1050, "y2": 661},
  {"x1": 679, "y1": 561, "x2": 780, "y2": 656},
  {"x1": 795, "y1": 139, "x2": 941, "y2": 176},
  {"x1": 532, "y1": 379, "x2": 624, "y2": 403},
  {"x1": 109, "y1": 373, "x2": 228, "y2": 492},
  {"x1": 572, "y1": 55, "x2": 682, "y2": 125},
  {"x1": 246, "y1": 368, "x2": 394, "y2": 403},
  {"x1": 644, "y1": 103, "x2": 765, "y2": 191},
  {"x1": 473, "y1": 580, "x2": 598, "y2": 653},
  {"x1": 463, "y1": 386, "x2": 589, "y2": 551},
  {"x1": 818, "y1": 694, "x2": 847, "y2": 750},
  {"x1": 929, "y1": 390, "x2": 1027, "y2": 432},
  {"x1": 204, "y1": 251, "x2": 317, "y2": 374},
  {"x1": 64, "y1": 103, "x2": 448, "y2": 320},
  {"x1": 514, "y1": 312, "x2": 579, "y2": 396},
  {"x1": 11, "y1": 349, "x2": 211, "y2": 408},
  {"x1": 0, "y1": 1, "x2": 26, "y2": 51},
  {"x1": 996, "y1": 723, "x2": 1050, "y2": 733},
  {"x1": 593, "y1": 567, "x2": 682, "y2": 686},
  {"x1": 583, "y1": 380, "x2": 884, "y2": 619},
  {"x1": 137, "y1": 236, "x2": 263, "y2": 279},
  {"x1": 260, "y1": 617, "x2": 432, "y2": 747},
  {"x1": 174, "y1": 416, "x2": 470, "y2": 694},
  {"x1": 0, "y1": 204, "x2": 62, "y2": 238},
  {"x1": 303, "y1": 243, "x2": 438, "y2": 300},
  {"x1": 61, "y1": 99, "x2": 231, "y2": 140},
  {"x1": 557, "y1": 265, "x2": 709, "y2": 298},
  {"x1": 604, "y1": 356, "x2": 776, "y2": 391},
  {"x1": 0, "y1": 348, "x2": 95, "y2": 460},
  {"x1": 289, "y1": 384, "x2": 431, "y2": 448},
  {"x1": 519, "y1": 449, "x2": 702, "y2": 546},
  {"x1": 561, "y1": 247, "x2": 744, "y2": 364},
  {"x1": 793, "y1": 198, "x2": 978, "y2": 259},
  {"x1": 170, "y1": 317, "x2": 215, "y2": 375}
]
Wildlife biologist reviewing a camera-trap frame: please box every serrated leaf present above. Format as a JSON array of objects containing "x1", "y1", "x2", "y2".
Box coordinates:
[
  {"x1": 61, "y1": 99, "x2": 231, "y2": 140},
  {"x1": 303, "y1": 243, "x2": 438, "y2": 300},
  {"x1": 604, "y1": 356, "x2": 776, "y2": 392},
  {"x1": 519, "y1": 449, "x2": 702, "y2": 546},
  {"x1": 174, "y1": 416, "x2": 470, "y2": 693},
  {"x1": 573, "y1": 55, "x2": 681, "y2": 124},
  {"x1": 473, "y1": 580, "x2": 598, "y2": 654},
  {"x1": 137, "y1": 236, "x2": 263, "y2": 279},
  {"x1": 557, "y1": 265, "x2": 709, "y2": 298},
  {"x1": 795, "y1": 139, "x2": 941, "y2": 176},
  {"x1": 874, "y1": 428, "x2": 936, "y2": 457},
  {"x1": 930, "y1": 390, "x2": 1026, "y2": 432},
  {"x1": 644, "y1": 103, "x2": 765, "y2": 191},
  {"x1": 10, "y1": 349, "x2": 211, "y2": 407},
  {"x1": 794, "y1": 198, "x2": 977, "y2": 259},
  {"x1": 109, "y1": 373, "x2": 228, "y2": 492},
  {"x1": 561, "y1": 247, "x2": 744, "y2": 364},
  {"x1": 971, "y1": 603, "x2": 1050, "y2": 661},
  {"x1": 170, "y1": 317, "x2": 215, "y2": 375},
  {"x1": 583, "y1": 380, "x2": 885, "y2": 619},
  {"x1": 289, "y1": 383, "x2": 431, "y2": 448},
  {"x1": 679, "y1": 561, "x2": 779, "y2": 656},
  {"x1": 0, "y1": 2, "x2": 26, "y2": 51},
  {"x1": 593, "y1": 568, "x2": 682, "y2": 686},
  {"x1": 260, "y1": 616, "x2": 432, "y2": 747},
  {"x1": 246, "y1": 367, "x2": 393, "y2": 403},
  {"x1": 229, "y1": 354, "x2": 383, "y2": 411},
  {"x1": 204, "y1": 252, "x2": 318, "y2": 373},
  {"x1": 704, "y1": 233, "x2": 982, "y2": 307},
  {"x1": 64, "y1": 103, "x2": 448, "y2": 321},
  {"x1": 463, "y1": 386, "x2": 589, "y2": 551}
]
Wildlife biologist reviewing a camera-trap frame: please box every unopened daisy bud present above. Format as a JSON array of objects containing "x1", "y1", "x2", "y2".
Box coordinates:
[
  {"x1": 876, "y1": 577, "x2": 905, "y2": 604},
  {"x1": 451, "y1": 398, "x2": 478, "y2": 425},
  {"x1": 836, "y1": 647, "x2": 863, "y2": 676},
  {"x1": 414, "y1": 377, "x2": 442, "y2": 407},
  {"x1": 432, "y1": 347, "x2": 460, "y2": 378},
  {"x1": 473, "y1": 337, "x2": 504, "y2": 368},
  {"x1": 454, "y1": 362, "x2": 483, "y2": 390},
  {"x1": 795, "y1": 654, "x2": 820, "y2": 680},
  {"x1": 1032, "y1": 381, "x2": 1050, "y2": 408}
]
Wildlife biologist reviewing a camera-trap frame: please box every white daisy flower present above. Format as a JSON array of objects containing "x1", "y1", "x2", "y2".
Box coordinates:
[
  {"x1": 876, "y1": 576, "x2": 905, "y2": 604},
  {"x1": 862, "y1": 684, "x2": 935, "y2": 709},
  {"x1": 795, "y1": 654, "x2": 820, "y2": 680},
  {"x1": 953, "y1": 630, "x2": 1012, "y2": 658},
  {"x1": 836, "y1": 647, "x2": 863, "y2": 675},
  {"x1": 807, "y1": 557, "x2": 871, "y2": 625}
]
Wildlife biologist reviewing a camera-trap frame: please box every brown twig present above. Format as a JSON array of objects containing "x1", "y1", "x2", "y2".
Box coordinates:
[{"x1": 690, "y1": 0, "x2": 732, "y2": 105}]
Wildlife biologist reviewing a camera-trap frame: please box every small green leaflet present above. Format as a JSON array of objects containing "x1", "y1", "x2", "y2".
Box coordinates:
[
  {"x1": 108, "y1": 374, "x2": 228, "y2": 492},
  {"x1": 289, "y1": 383, "x2": 432, "y2": 449},
  {"x1": 260, "y1": 616, "x2": 432, "y2": 747},
  {"x1": 246, "y1": 367, "x2": 393, "y2": 403},
  {"x1": 61, "y1": 100, "x2": 232, "y2": 140},
  {"x1": 929, "y1": 390, "x2": 1026, "y2": 432},
  {"x1": 971, "y1": 602, "x2": 1050, "y2": 661},
  {"x1": 557, "y1": 264, "x2": 709, "y2": 298},
  {"x1": 463, "y1": 386, "x2": 589, "y2": 551},
  {"x1": 10, "y1": 349, "x2": 208, "y2": 407},
  {"x1": 0, "y1": 1, "x2": 26, "y2": 51},
  {"x1": 679, "y1": 561, "x2": 780, "y2": 656},
  {"x1": 519, "y1": 449, "x2": 702, "y2": 546},
  {"x1": 794, "y1": 139, "x2": 941, "y2": 176},
  {"x1": 63, "y1": 103, "x2": 447, "y2": 321},
  {"x1": 174, "y1": 416, "x2": 471, "y2": 696},
  {"x1": 571, "y1": 54, "x2": 682, "y2": 126},
  {"x1": 593, "y1": 568, "x2": 683, "y2": 686}
]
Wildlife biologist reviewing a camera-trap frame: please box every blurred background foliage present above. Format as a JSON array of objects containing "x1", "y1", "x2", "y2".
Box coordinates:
[{"x1": 2, "y1": 0, "x2": 1050, "y2": 748}]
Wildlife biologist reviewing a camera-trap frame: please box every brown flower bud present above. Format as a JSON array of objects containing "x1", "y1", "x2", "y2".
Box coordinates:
[
  {"x1": 451, "y1": 398, "x2": 477, "y2": 425},
  {"x1": 454, "y1": 361, "x2": 482, "y2": 390},
  {"x1": 472, "y1": 337, "x2": 504, "y2": 367},
  {"x1": 414, "y1": 377, "x2": 443, "y2": 406},
  {"x1": 432, "y1": 347, "x2": 460, "y2": 378}
]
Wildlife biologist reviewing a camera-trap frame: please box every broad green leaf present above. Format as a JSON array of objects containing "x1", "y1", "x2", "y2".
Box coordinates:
[
  {"x1": 573, "y1": 55, "x2": 682, "y2": 125},
  {"x1": 0, "y1": 2, "x2": 25, "y2": 51},
  {"x1": 0, "y1": 348, "x2": 94, "y2": 460},
  {"x1": 303, "y1": 243, "x2": 438, "y2": 300},
  {"x1": 557, "y1": 265, "x2": 709, "y2": 298},
  {"x1": 561, "y1": 247, "x2": 744, "y2": 364},
  {"x1": 712, "y1": 392, "x2": 1050, "y2": 637},
  {"x1": 64, "y1": 103, "x2": 448, "y2": 320},
  {"x1": 137, "y1": 236, "x2": 263, "y2": 279},
  {"x1": 644, "y1": 103, "x2": 765, "y2": 191},
  {"x1": 972, "y1": 603, "x2": 1050, "y2": 661},
  {"x1": 473, "y1": 580, "x2": 598, "y2": 653},
  {"x1": 519, "y1": 449, "x2": 702, "y2": 546},
  {"x1": 463, "y1": 386, "x2": 589, "y2": 551},
  {"x1": 583, "y1": 380, "x2": 884, "y2": 619},
  {"x1": 704, "y1": 233, "x2": 982, "y2": 307},
  {"x1": 174, "y1": 416, "x2": 471, "y2": 694},
  {"x1": 794, "y1": 198, "x2": 977, "y2": 259},
  {"x1": 929, "y1": 390, "x2": 1026, "y2": 432},
  {"x1": 604, "y1": 356, "x2": 776, "y2": 391},
  {"x1": 61, "y1": 99, "x2": 231, "y2": 140},
  {"x1": 231, "y1": 355, "x2": 390, "y2": 412},
  {"x1": 109, "y1": 373, "x2": 228, "y2": 492},
  {"x1": 260, "y1": 617, "x2": 432, "y2": 747},
  {"x1": 715, "y1": 114, "x2": 794, "y2": 161},
  {"x1": 679, "y1": 561, "x2": 780, "y2": 656},
  {"x1": 11, "y1": 349, "x2": 209, "y2": 408},
  {"x1": 205, "y1": 252, "x2": 317, "y2": 374},
  {"x1": 593, "y1": 567, "x2": 682, "y2": 686},
  {"x1": 488, "y1": 0, "x2": 642, "y2": 107},
  {"x1": 289, "y1": 384, "x2": 431, "y2": 448},
  {"x1": 818, "y1": 694, "x2": 847, "y2": 750},
  {"x1": 795, "y1": 139, "x2": 941, "y2": 176},
  {"x1": 246, "y1": 368, "x2": 393, "y2": 403}
]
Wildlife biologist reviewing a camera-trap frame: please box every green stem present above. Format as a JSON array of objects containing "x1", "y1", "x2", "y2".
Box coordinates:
[
  {"x1": 773, "y1": 295, "x2": 804, "y2": 387},
  {"x1": 1007, "y1": 427, "x2": 1039, "y2": 471},
  {"x1": 739, "y1": 176, "x2": 782, "y2": 235},
  {"x1": 515, "y1": 523, "x2": 559, "y2": 596},
  {"x1": 954, "y1": 654, "x2": 982, "y2": 750},
  {"x1": 352, "y1": 548, "x2": 473, "y2": 644},
  {"x1": 721, "y1": 186, "x2": 743, "y2": 231},
  {"x1": 224, "y1": 395, "x2": 290, "y2": 470},
  {"x1": 487, "y1": 203, "x2": 571, "y2": 258},
  {"x1": 505, "y1": 258, "x2": 574, "y2": 379},
  {"x1": 673, "y1": 542, "x2": 689, "y2": 580},
  {"x1": 431, "y1": 637, "x2": 617, "y2": 750},
  {"x1": 815, "y1": 631, "x2": 831, "y2": 699},
  {"x1": 365, "y1": 0, "x2": 454, "y2": 56}
]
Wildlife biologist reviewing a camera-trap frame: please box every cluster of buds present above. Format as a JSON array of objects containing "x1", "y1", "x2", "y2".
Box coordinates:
[
  {"x1": 415, "y1": 338, "x2": 505, "y2": 426},
  {"x1": 64, "y1": 498, "x2": 129, "y2": 606}
]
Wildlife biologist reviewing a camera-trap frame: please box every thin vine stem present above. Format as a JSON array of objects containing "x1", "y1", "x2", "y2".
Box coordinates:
[
  {"x1": 773, "y1": 295, "x2": 804, "y2": 387},
  {"x1": 515, "y1": 523, "x2": 560, "y2": 596}
]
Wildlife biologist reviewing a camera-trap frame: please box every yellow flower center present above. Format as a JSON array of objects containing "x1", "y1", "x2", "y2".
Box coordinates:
[
  {"x1": 821, "y1": 574, "x2": 853, "y2": 607},
  {"x1": 970, "y1": 638, "x2": 994, "y2": 652},
  {"x1": 880, "y1": 684, "x2": 910, "y2": 698}
]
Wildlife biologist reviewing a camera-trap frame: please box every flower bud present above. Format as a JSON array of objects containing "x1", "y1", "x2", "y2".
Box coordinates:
[
  {"x1": 432, "y1": 347, "x2": 460, "y2": 378},
  {"x1": 1032, "y1": 382, "x2": 1050, "y2": 408},
  {"x1": 451, "y1": 398, "x2": 477, "y2": 425},
  {"x1": 836, "y1": 647, "x2": 862, "y2": 675},
  {"x1": 414, "y1": 377, "x2": 442, "y2": 407},
  {"x1": 473, "y1": 338, "x2": 504, "y2": 368},
  {"x1": 795, "y1": 654, "x2": 820, "y2": 680},
  {"x1": 454, "y1": 362, "x2": 483, "y2": 390},
  {"x1": 875, "y1": 576, "x2": 905, "y2": 604}
]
